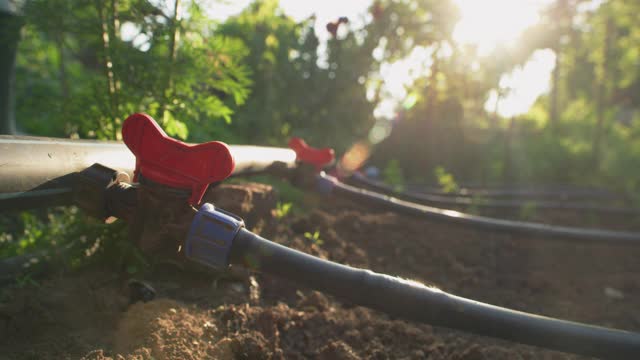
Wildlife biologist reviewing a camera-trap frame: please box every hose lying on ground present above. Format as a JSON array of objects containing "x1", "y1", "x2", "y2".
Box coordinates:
[
  {"x1": 319, "y1": 173, "x2": 640, "y2": 245},
  {"x1": 347, "y1": 173, "x2": 637, "y2": 215},
  {"x1": 185, "y1": 203, "x2": 640, "y2": 359},
  {"x1": 351, "y1": 173, "x2": 625, "y2": 200}
]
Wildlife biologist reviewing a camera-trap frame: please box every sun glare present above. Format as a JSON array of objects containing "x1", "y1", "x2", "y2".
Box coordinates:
[
  {"x1": 485, "y1": 49, "x2": 556, "y2": 118},
  {"x1": 451, "y1": 0, "x2": 558, "y2": 118},
  {"x1": 452, "y1": 0, "x2": 552, "y2": 55},
  {"x1": 374, "y1": 0, "x2": 557, "y2": 119}
]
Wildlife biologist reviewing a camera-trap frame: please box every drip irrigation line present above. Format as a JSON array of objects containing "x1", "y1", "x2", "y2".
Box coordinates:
[
  {"x1": 0, "y1": 136, "x2": 297, "y2": 211},
  {"x1": 0, "y1": 136, "x2": 297, "y2": 191},
  {"x1": 348, "y1": 173, "x2": 639, "y2": 215},
  {"x1": 0, "y1": 188, "x2": 74, "y2": 212},
  {"x1": 353, "y1": 173, "x2": 624, "y2": 200},
  {"x1": 225, "y1": 224, "x2": 640, "y2": 359},
  {"x1": 319, "y1": 173, "x2": 640, "y2": 244},
  {"x1": 0, "y1": 136, "x2": 136, "y2": 193}
]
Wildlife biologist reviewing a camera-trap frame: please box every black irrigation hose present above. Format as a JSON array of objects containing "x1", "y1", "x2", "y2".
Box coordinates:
[
  {"x1": 354, "y1": 173, "x2": 624, "y2": 200},
  {"x1": 0, "y1": 136, "x2": 136, "y2": 193},
  {"x1": 413, "y1": 184, "x2": 620, "y2": 199},
  {"x1": 0, "y1": 136, "x2": 297, "y2": 211},
  {"x1": 319, "y1": 173, "x2": 640, "y2": 244},
  {"x1": 230, "y1": 227, "x2": 640, "y2": 359},
  {"x1": 0, "y1": 188, "x2": 74, "y2": 212},
  {"x1": 348, "y1": 173, "x2": 639, "y2": 215},
  {"x1": 0, "y1": 136, "x2": 298, "y2": 191}
]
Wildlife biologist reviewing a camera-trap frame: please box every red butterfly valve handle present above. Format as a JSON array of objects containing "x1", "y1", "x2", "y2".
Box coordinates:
[{"x1": 122, "y1": 113, "x2": 235, "y2": 206}]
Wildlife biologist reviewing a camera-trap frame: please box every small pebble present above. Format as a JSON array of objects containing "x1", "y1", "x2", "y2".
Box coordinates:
[
  {"x1": 127, "y1": 279, "x2": 157, "y2": 304},
  {"x1": 604, "y1": 287, "x2": 624, "y2": 300},
  {"x1": 231, "y1": 283, "x2": 245, "y2": 293},
  {"x1": 204, "y1": 321, "x2": 216, "y2": 330}
]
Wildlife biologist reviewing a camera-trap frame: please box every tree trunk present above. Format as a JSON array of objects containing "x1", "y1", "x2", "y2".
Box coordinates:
[
  {"x1": 419, "y1": 44, "x2": 440, "y2": 177},
  {"x1": 96, "y1": 0, "x2": 119, "y2": 138},
  {"x1": 502, "y1": 117, "x2": 516, "y2": 185},
  {"x1": 56, "y1": 34, "x2": 69, "y2": 99},
  {"x1": 592, "y1": 17, "x2": 614, "y2": 169},
  {"x1": 161, "y1": 0, "x2": 182, "y2": 117},
  {"x1": 549, "y1": 45, "x2": 560, "y2": 134},
  {"x1": 0, "y1": 10, "x2": 22, "y2": 135}
]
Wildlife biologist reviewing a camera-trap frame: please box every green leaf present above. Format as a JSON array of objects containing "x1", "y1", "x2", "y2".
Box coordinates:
[{"x1": 163, "y1": 110, "x2": 189, "y2": 140}]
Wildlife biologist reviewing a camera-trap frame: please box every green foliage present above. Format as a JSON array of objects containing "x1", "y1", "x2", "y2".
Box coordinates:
[
  {"x1": 274, "y1": 201, "x2": 293, "y2": 219},
  {"x1": 0, "y1": 207, "x2": 148, "y2": 276},
  {"x1": 368, "y1": 0, "x2": 640, "y2": 193},
  {"x1": 519, "y1": 201, "x2": 539, "y2": 221},
  {"x1": 15, "y1": 0, "x2": 252, "y2": 141},
  {"x1": 434, "y1": 166, "x2": 459, "y2": 194},
  {"x1": 303, "y1": 230, "x2": 323, "y2": 246},
  {"x1": 382, "y1": 159, "x2": 405, "y2": 191},
  {"x1": 214, "y1": 0, "x2": 379, "y2": 151},
  {"x1": 14, "y1": 274, "x2": 41, "y2": 289},
  {"x1": 0, "y1": 208, "x2": 80, "y2": 258}
]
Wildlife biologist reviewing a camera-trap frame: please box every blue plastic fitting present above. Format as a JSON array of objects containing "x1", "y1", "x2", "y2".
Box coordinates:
[{"x1": 184, "y1": 203, "x2": 245, "y2": 269}]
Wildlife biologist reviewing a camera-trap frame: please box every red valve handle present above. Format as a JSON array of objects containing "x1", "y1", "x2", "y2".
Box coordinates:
[
  {"x1": 122, "y1": 113, "x2": 235, "y2": 205},
  {"x1": 288, "y1": 137, "x2": 335, "y2": 171}
]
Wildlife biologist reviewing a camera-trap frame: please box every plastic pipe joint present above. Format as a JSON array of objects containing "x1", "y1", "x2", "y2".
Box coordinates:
[{"x1": 184, "y1": 203, "x2": 244, "y2": 268}]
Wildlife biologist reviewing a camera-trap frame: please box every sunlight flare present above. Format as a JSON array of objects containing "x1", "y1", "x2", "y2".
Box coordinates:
[
  {"x1": 485, "y1": 49, "x2": 556, "y2": 118},
  {"x1": 452, "y1": 0, "x2": 553, "y2": 55}
]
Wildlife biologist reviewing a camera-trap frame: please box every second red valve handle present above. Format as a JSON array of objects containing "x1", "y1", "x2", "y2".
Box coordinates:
[{"x1": 288, "y1": 137, "x2": 335, "y2": 171}]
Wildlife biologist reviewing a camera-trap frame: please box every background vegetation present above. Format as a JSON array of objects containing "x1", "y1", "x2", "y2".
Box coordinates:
[{"x1": 13, "y1": 0, "x2": 640, "y2": 190}]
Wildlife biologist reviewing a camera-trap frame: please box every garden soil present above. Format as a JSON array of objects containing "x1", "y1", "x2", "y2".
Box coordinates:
[{"x1": 1, "y1": 182, "x2": 639, "y2": 359}]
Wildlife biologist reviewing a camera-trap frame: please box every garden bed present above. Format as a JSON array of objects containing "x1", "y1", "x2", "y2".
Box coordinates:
[{"x1": 1, "y1": 182, "x2": 639, "y2": 359}]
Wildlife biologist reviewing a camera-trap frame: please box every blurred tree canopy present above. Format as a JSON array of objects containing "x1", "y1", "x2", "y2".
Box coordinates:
[
  {"x1": 368, "y1": 0, "x2": 640, "y2": 194},
  {"x1": 214, "y1": 0, "x2": 383, "y2": 151},
  {"x1": 16, "y1": 0, "x2": 252, "y2": 140},
  {"x1": 11, "y1": 0, "x2": 640, "y2": 192}
]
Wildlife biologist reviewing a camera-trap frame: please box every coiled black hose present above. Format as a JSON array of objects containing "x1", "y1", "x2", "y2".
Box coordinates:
[
  {"x1": 319, "y1": 173, "x2": 640, "y2": 244},
  {"x1": 229, "y1": 228, "x2": 640, "y2": 359}
]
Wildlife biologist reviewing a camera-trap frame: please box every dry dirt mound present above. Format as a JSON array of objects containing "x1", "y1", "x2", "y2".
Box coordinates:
[{"x1": 112, "y1": 298, "x2": 230, "y2": 359}]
